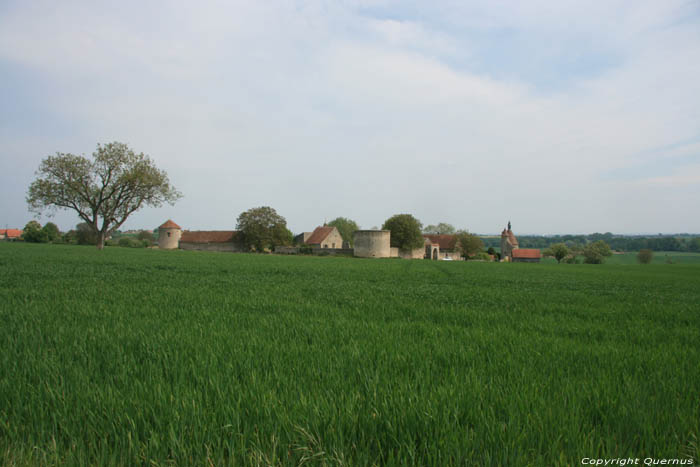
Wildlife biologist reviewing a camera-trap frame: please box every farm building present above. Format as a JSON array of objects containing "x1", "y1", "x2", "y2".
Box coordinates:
[
  {"x1": 179, "y1": 230, "x2": 242, "y2": 252},
  {"x1": 157, "y1": 219, "x2": 243, "y2": 252},
  {"x1": 157, "y1": 220, "x2": 181, "y2": 249},
  {"x1": 0, "y1": 229, "x2": 22, "y2": 241},
  {"x1": 423, "y1": 234, "x2": 462, "y2": 260},
  {"x1": 512, "y1": 249, "x2": 542, "y2": 263},
  {"x1": 302, "y1": 226, "x2": 344, "y2": 249},
  {"x1": 500, "y1": 222, "x2": 541, "y2": 262}
]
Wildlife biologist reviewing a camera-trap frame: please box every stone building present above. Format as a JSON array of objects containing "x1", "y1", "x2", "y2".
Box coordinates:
[
  {"x1": 179, "y1": 230, "x2": 242, "y2": 252},
  {"x1": 303, "y1": 226, "x2": 343, "y2": 249},
  {"x1": 423, "y1": 234, "x2": 462, "y2": 260},
  {"x1": 157, "y1": 220, "x2": 182, "y2": 249},
  {"x1": 353, "y1": 230, "x2": 391, "y2": 258},
  {"x1": 500, "y1": 221, "x2": 541, "y2": 262}
]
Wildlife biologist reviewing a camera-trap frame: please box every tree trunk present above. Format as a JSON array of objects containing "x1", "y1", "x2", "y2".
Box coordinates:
[{"x1": 97, "y1": 232, "x2": 106, "y2": 250}]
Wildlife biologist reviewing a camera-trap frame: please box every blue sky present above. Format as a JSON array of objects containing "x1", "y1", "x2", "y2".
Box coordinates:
[{"x1": 1, "y1": 0, "x2": 699, "y2": 234}]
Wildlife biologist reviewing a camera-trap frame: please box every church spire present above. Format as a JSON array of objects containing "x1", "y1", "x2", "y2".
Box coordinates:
[{"x1": 508, "y1": 220, "x2": 511, "y2": 231}]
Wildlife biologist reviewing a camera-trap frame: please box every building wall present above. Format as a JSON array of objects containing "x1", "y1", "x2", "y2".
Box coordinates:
[
  {"x1": 314, "y1": 230, "x2": 344, "y2": 249},
  {"x1": 354, "y1": 230, "x2": 391, "y2": 258},
  {"x1": 439, "y1": 249, "x2": 463, "y2": 260},
  {"x1": 398, "y1": 247, "x2": 425, "y2": 259},
  {"x1": 513, "y1": 257, "x2": 540, "y2": 263},
  {"x1": 158, "y1": 228, "x2": 181, "y2": 249},
  {"x1": 294, "y1": 232, "x2": 312, "y2": 244},
  {"x1": 179, "y1": 242, "x2": 243, "y2": 252}
]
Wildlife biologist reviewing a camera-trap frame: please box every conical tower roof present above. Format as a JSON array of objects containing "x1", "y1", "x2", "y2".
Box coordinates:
[{"x1": 158, "y1": 219, "x2": 181, "y2": 229}]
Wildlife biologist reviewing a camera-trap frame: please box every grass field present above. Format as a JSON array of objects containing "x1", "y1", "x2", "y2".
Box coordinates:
[{"x1": 1, "y1": 243, "x2": 698, "y2": 465}]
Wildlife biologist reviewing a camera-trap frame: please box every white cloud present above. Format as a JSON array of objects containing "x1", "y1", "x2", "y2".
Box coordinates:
[{"x1": 1, "y1": 0, "x2": 699, "y2": 233}]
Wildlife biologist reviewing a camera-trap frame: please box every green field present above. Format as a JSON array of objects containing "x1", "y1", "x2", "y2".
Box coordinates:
[{"x1": 1, "y1": 243, "x2": 698, "y2": 465}]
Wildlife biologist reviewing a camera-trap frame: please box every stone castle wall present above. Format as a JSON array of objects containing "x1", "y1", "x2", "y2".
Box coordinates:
[{"x1": 354, "y1": 230, "x2": 391, "y2": 258}]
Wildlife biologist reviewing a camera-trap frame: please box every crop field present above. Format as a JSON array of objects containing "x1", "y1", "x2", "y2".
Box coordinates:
[{"x1": 1, "y1": 243, "x2": 699, "y2": 465}]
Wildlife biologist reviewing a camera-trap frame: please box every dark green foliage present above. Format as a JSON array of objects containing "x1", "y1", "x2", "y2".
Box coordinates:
[
  {"x1": 118, "y1": 237, "x2": 145, "y2": 248},
  {"x1": 455, "y1": 230, "x2": 483, "y2": 258},
  {"x1": 423, "y1": 223, "x2": 456, "y2": 234},
  {"x1": 236, "y1": 206, "x2": 292, "y2": 252},
  {"x1": 22, "y1": 220, "x2": 48, "y2": 243},
  {"x1": 549, "y1": 242, "x2": 569, "y2": 263},
  {"x1": 382, "y1": 214, "x2": 423, "y2": 250},
  {"x1": 75, "y1": 222, "x2": 98, "y2": 245},
  {"x1": 136, "y1": 230, "x2": 155, "y2": 246},
  {"x1": 583, "y1": 240, "x2": 613, "y2": 264},
  {"x1": 637, "y1": 249, "x2": 653, "y2": 264},
  {"x1": 41, "y1": 222, "x2": 61, "y2": 242},
  {"x1": 327, "y1": 217, "x2": 359, "y2": 247},
  {"x1": 486, "y1": 247, "x2": 496, "y2": 256},
  {"x1": 1, "y1": 243, "x2": 699, "y2": 465}
]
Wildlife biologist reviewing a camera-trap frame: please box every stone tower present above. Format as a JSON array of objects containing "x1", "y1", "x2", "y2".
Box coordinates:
[
  {"x1": 500, "y1": 222, "x2": 519, "y2": 261},
  {"x1": 353, "y1": 230, "x2": 391, "y2": 258},
  {"x1": 158, "y1": 219, "x2": 182, "y2": 249}
]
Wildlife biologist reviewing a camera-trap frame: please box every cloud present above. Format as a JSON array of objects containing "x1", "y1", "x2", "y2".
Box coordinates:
[{"x1": 1, "y1": 0, "x2": 699, "y2": 234}]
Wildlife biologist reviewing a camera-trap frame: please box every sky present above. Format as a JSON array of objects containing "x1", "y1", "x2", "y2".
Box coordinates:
[{"x1": 1, "y1": 0, "x2": 699, "y2": 235}]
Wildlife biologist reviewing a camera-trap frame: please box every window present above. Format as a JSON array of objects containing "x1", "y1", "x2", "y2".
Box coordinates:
[
  {"x1": 332, "y1": 243, "x2": 335, "y2": 248},
  {"x1": 167, "y1": 232, "x2": 171, "y2": 237}
]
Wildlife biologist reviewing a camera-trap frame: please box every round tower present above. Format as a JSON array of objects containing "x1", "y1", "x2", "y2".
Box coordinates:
[
  {"x1": 158, "y1": 219, "x2": 182, "y2": 249},
  {"x1": 353, "y1": 230, "x2": 391, "y2": 258}
]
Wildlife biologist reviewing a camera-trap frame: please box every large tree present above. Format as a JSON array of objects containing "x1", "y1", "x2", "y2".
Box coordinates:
[
  {"x1": 22, "y1": 221, "x2": 48, "y2": 243},
  {"x1": 327, "y1": 217, "x2": 359, "y2": 247},
  {"x1": 382, "y1": 214, "x2": 424, "y2": 251},
  {"x1": 236, "y1": 206, "x2": 292, "y2": 252},
  {"x1": 27, "y1": 142, "x2": 181, "y2": 249},
  {"x1": 583, "y1": 240, "x2": 612, "y2": 264},
  {"x1": 455, "y1": 230, "x2": 483, "y2": 259},
  {"x1": 548, "y1": 243, "x2": 569, "y2": 264}
]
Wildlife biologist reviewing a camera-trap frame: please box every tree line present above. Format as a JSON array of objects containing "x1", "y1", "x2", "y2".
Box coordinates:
[{"x1": 481, "y1": 233, "x2": 700, "y2": 253}]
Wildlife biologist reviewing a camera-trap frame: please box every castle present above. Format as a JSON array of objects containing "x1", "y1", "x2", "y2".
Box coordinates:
[{"x1": 500, "y1": 221, "x2": 541, "y2": 262}]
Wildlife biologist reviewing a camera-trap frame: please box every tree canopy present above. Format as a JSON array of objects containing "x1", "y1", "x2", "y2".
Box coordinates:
[
  {"x1": 236, "y1": 206, "x2": 293, "y2": 252},
  {"x1": 22, "y1": 221, "x2": 48, "y2": 243},
  {"x1": 27, "y1": 142, "x2": 181, "y2": 249},
  {"x1": 548, "y1": 243, "x2": 569, "y2": 263},
  {"x1": 423, "y1": 223, "x2": 456, "y2": 235},
  {"x1": 583, "y1": 240, "x2": 613, "y2": 264},
  {"x1": 455, "y1": 231, "x2": 483, "y2": 259},
  {"x1": 327, "y1": 217, "x2": 359, "y2": 247},
  {"x1": 382, "y1": 214, "x2": 424, "y2": 251}
]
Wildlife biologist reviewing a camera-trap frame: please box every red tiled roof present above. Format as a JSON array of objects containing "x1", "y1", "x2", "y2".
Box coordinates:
[
  {"x1": 0, "y1": 229, "x2": 22, "y2": 238},
  {"x1": 159, "y1": 219, "x2": 181, "y2": 229},
  {"x1": 305, "y1": 226, "x2": 335, "y2": 245},
  {"x1": 180, "y1": 231, "x2": 238, "y2": 243},
  {"x1": 423, "y1": 234, "x2": 458, "y2": 250},
  {"x1": 512, "y1": 248, "x2": 541, "y2": 259}
]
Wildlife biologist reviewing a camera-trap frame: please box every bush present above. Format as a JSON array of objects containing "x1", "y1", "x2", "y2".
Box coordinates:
[
  {"x1": 22, "y1": 221, "x2": 49, "y2": 243},
  {"x1": 564, "y1": 255, "x2": 581, "y2": 264},
  {"x1": 298, "y1": 244, "x2": 313, "y2": 255},
  {"x1": 118, "y1": 237, "x2": 144, "y2": 248},
  {"x1": 137, "y1": 230, "x2": 155, "y2": 245},
  {"x1": 471, "y1": 252, "x2": 491, "y2": 261},
  {"x1": 583, "y1": 240, "x2": 612, "y2": 264},
  {"x1": 637, "y1": 249, "x2": 653, "y2": 264}
]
